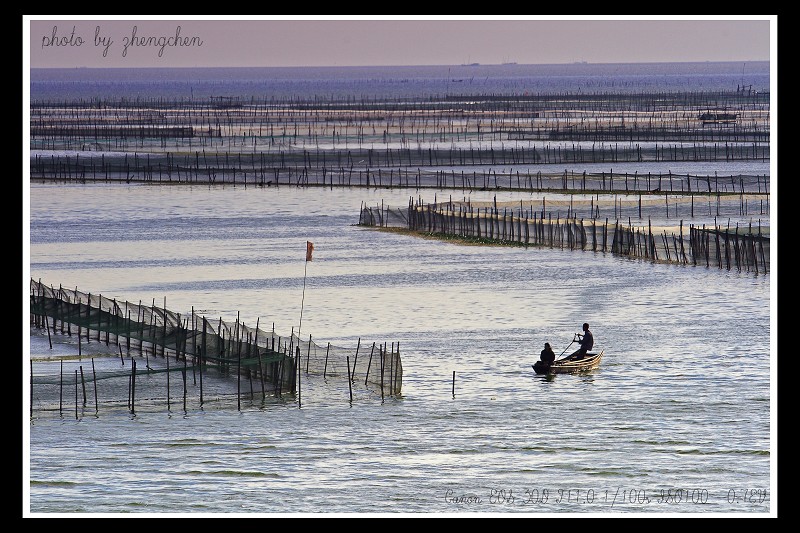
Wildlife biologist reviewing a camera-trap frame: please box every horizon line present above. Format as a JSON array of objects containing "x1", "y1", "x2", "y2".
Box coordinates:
[{"x1": 30, "y1": 59, "x2": 771, "y2": 70}]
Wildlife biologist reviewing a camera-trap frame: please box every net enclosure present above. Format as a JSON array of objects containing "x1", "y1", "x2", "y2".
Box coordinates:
[
  {"x1": 29, "y1": 279, "x2": 402, "y2": 415},
  {"x1": 359, "y1": 194, "x2": 769, "y2": 275}
]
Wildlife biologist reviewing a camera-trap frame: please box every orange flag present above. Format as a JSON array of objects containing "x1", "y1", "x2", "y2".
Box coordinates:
[{"x1": 306, "y1": 241, "x2": 314, "y2": 262}]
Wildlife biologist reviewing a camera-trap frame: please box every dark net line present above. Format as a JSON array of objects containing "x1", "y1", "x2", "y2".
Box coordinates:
[
  {"x1": 359, "y1": 200, "x2": 769, "y2": 275},
  {"x1": 29, "y1": 280, "x2": 402, "y2": 405}
]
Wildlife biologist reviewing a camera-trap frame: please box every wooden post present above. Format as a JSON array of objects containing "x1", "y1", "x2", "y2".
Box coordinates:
[
  {"x1": 111, "y1": 298, "x2": 118, "y2": 348},
  {"x1": 161, "y1": 297, "x2": 167, "y2": 358},
  {"x1": 59, "y1": 359, "x2": 63, "y2": 415},
  {"x1": 44, "y1": 313, "x2": 52, "y2": 349},
  {"x1": 166, "y1": 349, "x2": 170, "y2": 408},
  {"x1": 306, "y1": 334, "x2": 312, "y2": 373},
  {"x1": 346, "y1": 355, "x2": 353, "y2": 403},
  {"x1": 257, "y1": 345, "x2": 265, "y2": 400},
  {"x1": 130, "y1": 359, "x2": 136, "y2": 414},
  {"x1": 365, "y1": 342, "x2": 376, "y2": 386},
  {"x1": 351, "y1": 338, "x2": 361, "y2": 382},
  {"x1": 55, "y1": 286, "x2": 61, "y2": 336},
  {"x1": 323, "y1": 342, "x2": 330, "y2": 379},
  {"x1": 297, "y1": 346, "x2": 301, "y2": 408},
  {"x1": 190, "y1": 327, "x2": 196, "y2": 385},
  {"x1": 237, "y1": 336, "x2": 242, "y2": 411},
  {"x1": 389, "y1": 342, "x2": 394, "y2": 396},
  {"x1": 96, "y1": 295, "x2": 102, "y2": 343},
  {"x1": 77, "y1": 301, "x2": 82, "y2": 356},
  {"x1": 147, "y1": 303, "x2": 160, "y2": 361},
  {"x1": 276, "y1": 347, "x2": 283, "y2": 397},
  {"x1": 452, "y1": 371, "x2": 456, "y2": 397},
  {"x1": 65, "y1": 286, "x2": 72, "y2": 337},
  {"x1": 395, "y1": 342, "x2": 400, "y2": 394},
  {"x1": 30, "y1": 360, "x2": 34, "y2": 418},
  {"x1": 182, "y1": 357, "x2": 187, "y2": 412},
  {"x1": 92, "y1": 358, "x2": 98, "y2": 413},
  {"x1": 253, "y1": 317, "x2": 261, "y2": 394},
  {"x1": 87, "y1": 294, "x2": 92, "y2": 344},
  {"x1": 380, "y1": 344, "x2": 385, "y2": 401},
  {"x1": 79, "y1": 366, "x2": 87, "y2": 406},
  {"x1": 200, "y1": 316, "x2": 205, "y2": 405}
]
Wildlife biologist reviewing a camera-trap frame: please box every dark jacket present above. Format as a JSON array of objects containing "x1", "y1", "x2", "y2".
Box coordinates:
[
  {"x1": 578, "y1": 330, "x2": 594, "y2": 353},
  {"x1": 540, "y1": 347, "x2": 555, "y2": 363}
]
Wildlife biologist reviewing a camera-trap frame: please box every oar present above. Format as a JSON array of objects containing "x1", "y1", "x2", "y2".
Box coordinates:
[{"x1": 556, "y1": 334, "x2": 579, "y2": 360}]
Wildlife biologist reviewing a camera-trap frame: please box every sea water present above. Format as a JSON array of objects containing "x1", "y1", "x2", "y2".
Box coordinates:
[{"x1": 26, "y1": 62, "x2": 773, "y2": 516}]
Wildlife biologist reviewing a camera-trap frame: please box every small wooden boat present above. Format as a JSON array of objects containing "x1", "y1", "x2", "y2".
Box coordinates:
[{"x1": 532, "y1": 350, "x2": 603, "y2": 375}]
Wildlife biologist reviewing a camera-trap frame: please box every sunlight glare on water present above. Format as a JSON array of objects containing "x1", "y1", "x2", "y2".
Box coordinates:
[
  {"x1": 28, "y1": 181, "x2": 770, "y2": 515},
  {"x1": 27, "y1": 61, "x2": 772, "y2": 515}
]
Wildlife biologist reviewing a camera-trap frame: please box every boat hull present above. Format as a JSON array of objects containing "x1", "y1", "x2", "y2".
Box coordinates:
[{"x1": 532, "y1": 350, "x2": 603, "y2": 375}]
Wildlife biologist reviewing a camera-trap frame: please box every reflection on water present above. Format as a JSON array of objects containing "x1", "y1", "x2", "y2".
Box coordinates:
[{"x1": 27, "y1": 183, "x2": 771, "y2": 515}]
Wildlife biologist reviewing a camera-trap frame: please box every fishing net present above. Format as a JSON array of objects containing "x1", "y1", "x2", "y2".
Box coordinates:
[{"x1": 29, "y1": 279, "x2": 401, "y2": 414}]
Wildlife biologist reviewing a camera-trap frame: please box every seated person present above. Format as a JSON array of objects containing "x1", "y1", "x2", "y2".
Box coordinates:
[{"x1": 540, "y1": 342, "x2": 555, "y2": 365}]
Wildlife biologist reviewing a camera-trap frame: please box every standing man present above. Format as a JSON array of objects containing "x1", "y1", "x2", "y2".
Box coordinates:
[{"x1": 574, "y1": 323, "x2": 594, "y2": 357}]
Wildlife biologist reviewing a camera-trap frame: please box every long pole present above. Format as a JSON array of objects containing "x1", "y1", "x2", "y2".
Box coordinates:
[
  {"x1": 298, "y1": 249, "x2": 310, "y2": 340},
  {"x1": 557, "y1": 336, "x2": 577, "y2": 359},
  {"x1": 297, "y1": 241, "x2": 313, "y2": 392}
]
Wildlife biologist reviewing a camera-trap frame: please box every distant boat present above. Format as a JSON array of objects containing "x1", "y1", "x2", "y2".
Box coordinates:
[
  {"x1": 501, "y1": 62, "x2": 517, "y2": 65},
  {"x1": 461, "y1": 62, "x2": 480, "y2": 67},
  {"x1": 698, "y1": 111, "x2": 738, "y2": 124}
]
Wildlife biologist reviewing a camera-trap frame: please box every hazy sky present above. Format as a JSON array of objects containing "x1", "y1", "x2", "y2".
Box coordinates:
[{"x1": 25, "y1": 16, "x2": 774, "y2": 68}]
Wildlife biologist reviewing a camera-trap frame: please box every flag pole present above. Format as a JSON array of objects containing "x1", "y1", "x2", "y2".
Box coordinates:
[
  {"x1": 298, "y1": 241, "x2": 313, "y2": 341},
  {"x1": 298, "y1": 260, "x2": 308, "y2": 339}
]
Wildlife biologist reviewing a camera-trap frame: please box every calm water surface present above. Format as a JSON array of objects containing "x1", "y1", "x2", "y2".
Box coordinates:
[
  {"x1": 26, "y1": 61, "x2": 774, "y2": 516},
  {"x1": 26, "y1": 183, "x2": 772, "y2": 515}
]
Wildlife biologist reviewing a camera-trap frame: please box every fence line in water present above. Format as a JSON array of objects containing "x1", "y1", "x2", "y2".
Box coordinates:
[
  {"x1": 30, "y1": 90, "x2": 770, "y2": 152},
  {"x1": 359, "y1": 198, "x2": 769, "y2": 275},
  {"x1": 28, "y1": 279, "x2": 402, "y2": 417},
  {"x1": 29, "y1": 154, "x2": 769, "y2": 196}
]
